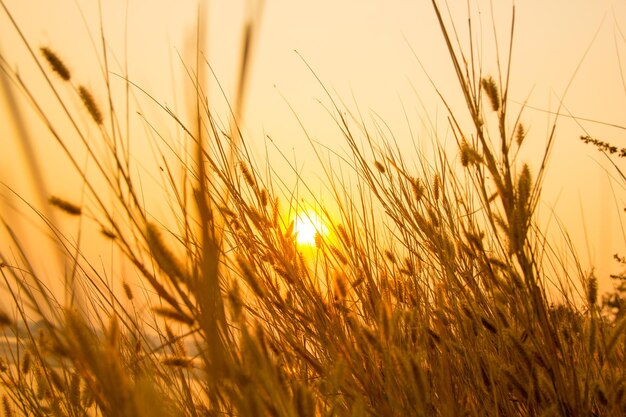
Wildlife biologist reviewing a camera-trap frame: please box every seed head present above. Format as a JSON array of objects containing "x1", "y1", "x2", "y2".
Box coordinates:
[
  {"x1": 21, "y1": 351, "x2": 31, "y2": 375},
  {"x1": 517, "y1": 164, "x2": 532, "y2": 210},
  {"x1": 587, "y1": 273, "x2": 598, "y2": 306},
  {"x1": 40, "y1": 47, "x2": 71, "y2": 81},
  {"x1": 336, "y1": 224, "x2": 351, "y2": 247},
  {"x1": 237, "y1": 255, "x2": 265, "y2": 298},
  {"x1": 460, "y1": 140, "x2": 470, "y2": 167},
  {"x1": 411, "y1": 178, "x2": 424, "y2": 202},
  {"x1": 334, "y1": 270, "x2": 348, "y2": 299},
  {"x1": 3, "y1": 396, "x2": 13, "y2": 417},
  {"x1": 481, "y1": 76, "x2": 500, "y2": 112},
  {"x1": 239, "y1": 162, "x2": 256, "y2": 188},
  {"x1": 227, "y1": 281, "x2": 244, "y2": 320},
  {"x1": 122, "y1": 281, "x2": 134, "y2": 301},
  {"x1": 78, "y1": 86, "x2": 103, "y2": 125},
  {"x1": 162, "y1": 356, "x2": 194, "y2": 368},
  {"x1": 100, "y1": 228, "x2": 116, "y2": 239},
  {"x1": 69, "y1": 373, "x2": 81, "y2": 407},
  {"x1": 460, "y1": 138, "x2": 483, "y2": 167},
  {"x1": 330, "y1": 246, "x2": 347, "y2": 265},
  {"x1": 384, "y1": 250, "x2": 396, "y2": 264},
  {"x1": 433, "y1": 174, "x2": 440, "y2": 201},
  {"x1": 49, "y1": 196, "x2": 81, "y2": 216},
  {"x1": 146, "y1": 223, "x2": 187, "y2": 282},
  {"x1": 314, "y1": 232, "x2": 323, "y2": 249},
  {"x1": 516, "y1": 124, "x2": 526, "y2": 146},
  {"x1": 49, "y1": 369, "x2": 65, "y2": 393},
  {"x1": 271, "y1": 197, "x2": 280, "y2": 228},
  {"x1": 260, "y1": 188, "x2": 269, "y2": 207}
]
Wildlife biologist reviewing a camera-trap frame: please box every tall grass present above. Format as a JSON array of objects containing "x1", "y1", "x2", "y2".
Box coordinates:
[{"x1": 1, "y1": 1, "x2": 625, "y2": 417}]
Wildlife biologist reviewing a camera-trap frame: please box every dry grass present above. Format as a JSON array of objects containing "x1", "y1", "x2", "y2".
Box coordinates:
[{"x1": 1, "y1": 1, "x2": 625, "y2": 417}]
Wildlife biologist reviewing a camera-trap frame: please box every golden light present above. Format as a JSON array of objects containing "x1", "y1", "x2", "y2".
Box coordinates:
[{"x1": 293, "y1": 211, "x2": 328, "y2": 247}]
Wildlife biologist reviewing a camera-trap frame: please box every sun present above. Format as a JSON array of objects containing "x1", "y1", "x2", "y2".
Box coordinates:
[{"x1": 293, "y1": 211, "x2": 328, "y2": 247}]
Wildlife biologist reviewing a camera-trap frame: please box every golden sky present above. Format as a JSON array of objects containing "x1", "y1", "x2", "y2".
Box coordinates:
[{"x1": 1, "y1": 0, "x2": 625, "y2": 291}]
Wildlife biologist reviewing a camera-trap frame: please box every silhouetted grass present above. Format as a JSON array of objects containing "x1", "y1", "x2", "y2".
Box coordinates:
[{"x1": 0, "y1": 1, "x2": 625, "y2": 417}]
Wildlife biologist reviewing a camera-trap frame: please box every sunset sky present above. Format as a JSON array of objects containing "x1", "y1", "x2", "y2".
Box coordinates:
[{"x1": 1, "y1": 0, "x2": 625, "y2": 292}]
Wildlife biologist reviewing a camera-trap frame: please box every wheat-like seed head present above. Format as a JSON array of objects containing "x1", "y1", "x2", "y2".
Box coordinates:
[
  {"x1": 587, "y1": 273, "x2": 598, "y2": 306},
  {"x1": 40, "y1": 47, "x2": 71, "y2": 81},
  {"x1": 21, "y1": 351, "x2": 31, "y2": 375},
  {"x1": 49, "y1": 196, "x2": 81, "y2": 216},
  {"x1": 2, "y1": 396, "x2": 13, "y2": 417},
  {"x1": 237, "y1": 255, "x2": 265, "y2": 298},
  {"x1": 78, "y1": 85, "x2": 103, "y2": 125},
  {"x1": 146, "y1": 223, "x2": 188, "y2": 283},
  {"x1": 240, "y1": 161, "x2": 256, "y2": 188},
  {"x1": 516, "y1": 124, "x2": 526, "y2": 146},
  {"x1": 433, "y1": 173, "x2": 440, "y2": 201},
  {"x1": 162, "y1": 356, "x2": 194, "y2": 368},
  {"x1": 481, "y1": 76, "x2": 500, "y2": 112}
]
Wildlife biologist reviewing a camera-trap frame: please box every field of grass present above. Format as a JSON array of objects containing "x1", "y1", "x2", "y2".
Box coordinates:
[{"x1": 1, "y1": 1, "x2": 625, "y2": 416}]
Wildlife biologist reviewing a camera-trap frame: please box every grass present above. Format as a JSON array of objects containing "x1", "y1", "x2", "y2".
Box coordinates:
[{"x1": 0, "y1": 1, "x2": 625, "y2": 416}]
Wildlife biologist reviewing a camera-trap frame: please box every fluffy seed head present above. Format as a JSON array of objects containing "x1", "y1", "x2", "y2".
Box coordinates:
[
  {"x1": 336, "y1": 224, "x2": 351, "y2": 247},
  {"x1": 517, "y1": 165, "x2": 532, "y2": 203},
  {"x1": 460, "y1": 138, "x2": 483, "y2": 167},
  {"x1": 237, "y1": 255, "x2": 265, "y2": 298},
  {"x1": 260, "y1": 188, "x2": 269, "y2": 207},
  {"x1": 384, "y1": 250, "x2": 396, "y2": 264},
  {"x1": 481, "y1": 76, "x2": 500, "y2": 111},
  {"x1": 2, "y1": 396, "x2": 13, "y2": 417},
  {"x1": 146, "y1": 223, "x2": 187, "y2": 282},
  {"x1": 460, "y1": 140, "x2": 470, "y2": 167},
  {"x1": 240, "y1": 162, "x2": 256, "y2": 187},
  {"x1": 314, "y1": 232, "x2": 323, "y2": 249},
  {"x1": 40, "y1": 47, "x2": 71, "y2": 81},
  {"x1": 433, "y1": 174, "x2": 440, "y2": 201},
  {"x1": 49, "y1": 196, "x2": 81, "y2": 216},
  {"x1": 516, "y1": 123, "x2": 526, "y2": 146},
  {"x1": 100, "y1": 228, "x2": 116, "y2": 239},
  {"x1": 588, "y1": 316, "x2": 597, "y2": 355},
  {"x1": 49, "y1": 369, "x2": 65, "y2": 393},
  {"x1": 334, "y1": 270, "x2": 348, "y2": 299},
  {"x1": 411, "y1": 178, "x2": 424, "y2": 202},
  {"x1": 271, "y1": 197, "x2": 279, "y2": 227},
  {"x1": 21, "y1": 351, "x2": 31, "y2": 375},
  {"x1": 69, "y1": 373, "x2": 81, "y2": 407},
  {"x1": 78, "y1": 86, "x2": 103, "y2": 124},
  {"x1": 162, "y1": 356, "x2": 194, "y2": 368},
  {"x1": 227, "y1": 281, "x2": 244, "y2": 320},
  {"x1": 330, "y1": 246, "x2": 348, "y2": 265},
  {"x1": 122, "y1": 281, "x2": 134, "y2": 301},
  {"x1": 587, "y1": 273, "x2": 598, "y2": 306}
]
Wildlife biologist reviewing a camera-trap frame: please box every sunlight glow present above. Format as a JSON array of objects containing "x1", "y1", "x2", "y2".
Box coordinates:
[{"x1": 294, "y1": 211, "x2": 328, "y2": 247}]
